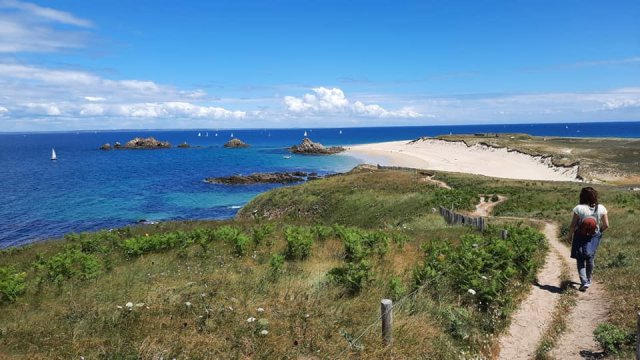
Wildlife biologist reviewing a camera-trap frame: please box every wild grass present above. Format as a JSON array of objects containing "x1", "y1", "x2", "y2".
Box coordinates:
[{"x1": 1, "y1": 167, "x2": 639, "y2": 358}]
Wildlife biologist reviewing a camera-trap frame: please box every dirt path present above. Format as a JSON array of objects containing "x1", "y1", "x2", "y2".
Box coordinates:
[
  {"x1": 465, "y1": 197, "x2": 610, "y2": 359},
  {"x1": 498, "y1": 223, "x2": 565, "y2": 360}
]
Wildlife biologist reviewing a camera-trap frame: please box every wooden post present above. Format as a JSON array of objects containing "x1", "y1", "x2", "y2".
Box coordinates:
[
  {"x1": 381, "y1": 299, "x2": 393, "y2": 347},
  {"x1": 636, "y1": 312, "x2": 640, "y2": 360},
  {"x1": 501, "y1": 230, "x2": 509, "y2": 240}
]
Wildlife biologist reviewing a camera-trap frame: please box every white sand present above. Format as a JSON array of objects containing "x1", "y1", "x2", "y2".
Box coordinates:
[{"x1": 346, "y1": 138, "x2": 579, "y2": 182}]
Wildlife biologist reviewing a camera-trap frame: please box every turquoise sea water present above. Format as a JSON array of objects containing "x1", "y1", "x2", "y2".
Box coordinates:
[{"x1": 1, "y1": 122, "x2": 639, "y2": 248}]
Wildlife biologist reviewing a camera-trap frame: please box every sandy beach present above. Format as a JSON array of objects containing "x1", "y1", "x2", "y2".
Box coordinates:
[{"x1": 346, "y1": 138, "x2": 580, "y2": 182}]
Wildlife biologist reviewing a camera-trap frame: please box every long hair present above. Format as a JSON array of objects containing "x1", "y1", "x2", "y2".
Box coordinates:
[{"x1": 579, "y1": 187, "x2": 598, "y2": 208}]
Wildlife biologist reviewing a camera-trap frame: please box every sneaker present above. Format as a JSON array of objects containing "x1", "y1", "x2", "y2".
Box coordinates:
[{"x1": 579, "y1": 284, "x2": 590, "y2": 292}]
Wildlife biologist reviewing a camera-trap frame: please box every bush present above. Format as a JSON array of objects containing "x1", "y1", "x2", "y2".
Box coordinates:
[
  {"x1": 327, "y1": 260, "x2": 372, "y2": 295},
  {"x1": 334, "y1": 225, "x2": 390, "y2": 261},
  {"x1": 312, "y1": 225, "x2": 334, "y2": 241},
  {"x1": 490, "y1": 194, "x2": 499, "y2": 202},
  {"x1": 252, "y1": 223, "x2": 275, "y2": 245},
  {"x1": 284, "y1": 226, "x2": 314, "y2": 260},
  {"x1": 40, "y1": 250, "x2": 101, "y2": 285},
  {"x1": 413, "y1": 225, "x2": 546, "y2": 310},
  {"x1": 269, "y1": 254, "x2": 285, "y2": 278},
  {"x1": 593, "y1": 323, "x2": 634, "y2": 355},
  {"x1": 0, "y1": 267, "x2": 27, "y2": 303},
  {"x1": 120, "y1": 231, "x2": 186, "y2": 256},
  {"x1": 388, "y1": 276, "x2": 406, "y2": 301}
]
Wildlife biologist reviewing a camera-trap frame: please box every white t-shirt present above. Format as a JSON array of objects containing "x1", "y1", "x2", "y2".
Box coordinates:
[{"x1": 573, "y1": 204, "x2": 607, "y2": 231}]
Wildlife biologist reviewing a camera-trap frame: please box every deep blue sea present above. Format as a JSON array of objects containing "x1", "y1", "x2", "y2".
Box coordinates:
[{"x1": 1, "y1": 121, "x2": 639, "y2": 248}]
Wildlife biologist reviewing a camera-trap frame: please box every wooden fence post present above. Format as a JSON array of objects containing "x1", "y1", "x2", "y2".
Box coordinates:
[
  {"x1": 381, "y1": 299, "x2": 393, "y2": 347},
  {"x1": 501, "y1": 230, "x2": 509, "y2": 240},
  {"x1": 636, "y1": 311, "x2": 640, "y2": 360}
]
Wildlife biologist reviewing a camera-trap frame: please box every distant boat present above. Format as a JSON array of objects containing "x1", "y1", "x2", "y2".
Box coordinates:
[
  {"x1": 230, "y1": 132, "x2": 234, "y2": 137},
  {"x1": 303, "y1": 131, "x2": 307, "y2": 137},
  {"x1": 339, "y1": 130, "x2": 342, "y2": 135},
  {"x1": 268, "y1": 132, "x2": 271, "y2": 137},
  {"x1": 566, "y1": 125, "x2": 569, "y2": 129},
  {"x1": 283, "y1": 155, "x2": 291, "y2": 159},
  {"x1": 206, "y1": 132, "x2": 209, "y2": 137},
  {"x1": 198, "y1": 132, "x2": 202, "y2": 137},
  {"x1": 51, "y1": 148, "x2": 57, "y2": 161},
  {"x1": 215, "y1": 133, "x2": 218, "y2": 137}
]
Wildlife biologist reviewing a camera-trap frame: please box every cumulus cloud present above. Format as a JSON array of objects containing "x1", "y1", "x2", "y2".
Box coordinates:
[
  {"x1": 0, "y1": 0, "x2": 92, "y2": 53},
  {"x1": 283, "y1": 87, "x2": 422, "y2": 118},
  {"x1": 0, "y1": 105, "x2": 8, "y2": 115}
]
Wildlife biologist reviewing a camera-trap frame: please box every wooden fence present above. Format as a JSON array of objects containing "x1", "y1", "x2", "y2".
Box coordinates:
[{"x1": 439, "y1": 206, "x2": 486, "y2": 231}]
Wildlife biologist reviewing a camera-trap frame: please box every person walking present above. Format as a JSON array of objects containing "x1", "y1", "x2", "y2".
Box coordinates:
[{"x1": 569, "y1": 187, "x2": 609, "y2": 291}]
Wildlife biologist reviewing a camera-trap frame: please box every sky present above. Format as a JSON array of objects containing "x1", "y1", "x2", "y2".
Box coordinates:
[{"x1": 0, "y1": 0, "x2": 639, "y2": 131}]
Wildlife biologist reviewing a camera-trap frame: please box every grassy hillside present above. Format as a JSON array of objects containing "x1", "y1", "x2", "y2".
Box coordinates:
[{"x1": 1, "y1": 168, "x2": 638, "y2": 359}]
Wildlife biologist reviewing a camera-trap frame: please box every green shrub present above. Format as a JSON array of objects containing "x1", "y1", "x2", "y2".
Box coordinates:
[
  {"x1": 284, "y1": 226, "x2": 314, "y2": 260},
  {"x1": 491, "y1": 194, "x2": 499, "y2": 202},
  {"x1": 120, "y1": 231, "x2": 186, "y2": 256},
  {"x1": 327, "y1": 260, "x2": 372, "y2": 294},
  {"x1": 312, "y1": 225, "x2": 334, "y2": 241},
  {"x1": 0, "y1": 267, "x2": 27, "y2": 303},
  {"x1": 388, "y1": 276, "x2": 406, "y2": 301},
  {"x1": 269, "y1": 253, "x2": 285, "y2": 276},
  {"x1": 41, "y1": 250, "x2": 101, "y2": 285},
  {"x1": 252, "y1": 223, "x2": 275, "y2": 245},
  {"x1": 593, "y1": 323, "x2": 634, "y2": 355},
  {"x1": 334, "y1": 225, "x2": 390, "y2": 261},
  {"x1": 413, "y1": 225, "x2": 546, "y2": 310}
]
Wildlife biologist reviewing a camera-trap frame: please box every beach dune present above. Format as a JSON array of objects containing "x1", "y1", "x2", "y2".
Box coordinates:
[{"x1": 347, "y1": 138, "x2": 579, "y2": 182}]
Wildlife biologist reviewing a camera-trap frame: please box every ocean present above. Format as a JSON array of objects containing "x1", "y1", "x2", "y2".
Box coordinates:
[{"x1": 1, "y1": 121, "x2": 639, "y2": 248}]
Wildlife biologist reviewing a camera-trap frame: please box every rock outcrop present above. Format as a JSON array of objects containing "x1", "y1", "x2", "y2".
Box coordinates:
[
  {"x1": 99, "y1": 143, "x2": 112, "y2": 150},
  {"x1": 205, "y1": 172, "x2": 315, "y2": 185},
  {"x1": 118, "y1": 137, "x2": 171, "y2": 149},
  {"x1": 177, "y1": 142, "x2": 190, "y2": 148},
  {"x1": 290, "y1": 138, "x2": 345, "y2": 155},
  {"x1": 224, "y1": 138, "x2": 250, "y2": 148}
]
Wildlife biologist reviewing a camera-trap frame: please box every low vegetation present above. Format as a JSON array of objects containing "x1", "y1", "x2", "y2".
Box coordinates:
[{"x1": 0, "y1": 167, "x2": 638, "y2": 358}]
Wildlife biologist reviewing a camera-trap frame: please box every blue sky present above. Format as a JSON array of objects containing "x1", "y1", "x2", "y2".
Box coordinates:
[{"x1": 0, "y1": 0, "x2": 639, "y2": 131}]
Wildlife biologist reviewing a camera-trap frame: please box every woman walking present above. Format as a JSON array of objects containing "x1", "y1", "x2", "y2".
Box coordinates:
[{"x1": 569, "y1": 187, "x2": 609, "y2": 291}]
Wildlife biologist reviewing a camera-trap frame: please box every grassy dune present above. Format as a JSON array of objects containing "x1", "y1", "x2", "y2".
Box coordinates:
[{"x1": 1, "y1": 167, "x2": 638, "y2": 359}]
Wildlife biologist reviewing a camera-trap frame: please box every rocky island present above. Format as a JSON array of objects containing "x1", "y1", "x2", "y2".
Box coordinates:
[
  {"x1": 224, "y1": 138, "x2": 250, "y2": 148},
  {"x1": 290, "y1": 138, "x2": 345, "y2": 155},
  {"x1": 205, "y1": 171, "x2": 322, "y2": 185},
  {"x1": 100, "y1": 137, "x2": 171, "y2": 150},
  {"x1": 177, "y1": 142, "x2": 190, "y2": 148}
]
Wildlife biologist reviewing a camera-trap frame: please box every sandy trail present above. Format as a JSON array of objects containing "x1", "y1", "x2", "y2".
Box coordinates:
[{"x1": 465, "y1": 197, "x2": 609, "y2": 359}]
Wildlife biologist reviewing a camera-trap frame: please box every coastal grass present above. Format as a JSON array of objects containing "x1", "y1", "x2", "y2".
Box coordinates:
[{"x1": 1, "y1": 167, "x2": 639, "y2": 358}]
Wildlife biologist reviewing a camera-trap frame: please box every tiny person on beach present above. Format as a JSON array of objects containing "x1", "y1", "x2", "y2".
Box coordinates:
[{"x1": 568, "y1": 187, "x2": 609, "y2": 292}]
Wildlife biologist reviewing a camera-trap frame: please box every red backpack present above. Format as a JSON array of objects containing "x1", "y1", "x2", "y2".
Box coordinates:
[{"x1": 577, "y1": 207, "x2": 599, "y2": 237}]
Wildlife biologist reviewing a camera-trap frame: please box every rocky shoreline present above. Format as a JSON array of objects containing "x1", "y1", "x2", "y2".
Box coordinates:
[
  {"x1": 205, "y1": 171, "x2": 323, "y2": 185},
  {"x1": 290, "y1": 138, "x2": 345, "y2": 155},
  {"x1": 100, "y1": 137, "x2": 171, "y2": 150}
]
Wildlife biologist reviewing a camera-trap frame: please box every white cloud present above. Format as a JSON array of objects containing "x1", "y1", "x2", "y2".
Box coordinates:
[
  {"x1": 283, "y1": 87, "x2": 422, "y2": 118},
  {"x1": 0, "y1": 1, "x2": 92, "y2": 53},
  {"x1": 84, "y1": 96, "x2": 106, "y2": 102},
  {"x1": 0, "y1": 105, "x2": 8, "y2": 115}
]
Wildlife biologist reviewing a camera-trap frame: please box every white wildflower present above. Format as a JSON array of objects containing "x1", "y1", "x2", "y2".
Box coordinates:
[
  {"x1": 468, "y1": 289, "x2": 476, "y2": 295},
  {"x1": 247, "y1": 317, "x2": 256, "y2": 323},
  {"x1": 185, "y1": 302, "x2": 192, "y2": 307},
  {"x1": 125, "y1": 302, "x2": 133, "y2": 309},
  {"x1": 135, "y1": 303, "x2": 145, "y2": 307},
  {"x1": 228, "y1": 306, "x2": 234, "y2": 311},
  {"x1": 257, "y1": 307, "x2": 264, "y2": 313},
  {"x1": 481, "y1": 276, "x2": 488, "y2": 280},
  {"x1": 260, "y1": 330, "x2": 269, "y2": 335},
  {"x1": 116, "y1": 305, "x2": 123, "y2": 309}
]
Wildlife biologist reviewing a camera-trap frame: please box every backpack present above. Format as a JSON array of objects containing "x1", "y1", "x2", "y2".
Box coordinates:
[{"x1": 577, "y1": 206, "x2": 599, "y2": 237}]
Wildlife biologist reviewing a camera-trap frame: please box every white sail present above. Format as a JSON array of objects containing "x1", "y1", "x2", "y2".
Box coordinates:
[
  {"x1": 198, "y1": 132, "x2": 201, "y2": 137},
  {"x1": 303, "y1": 131, "x2": 307, "y2": 137},
  {"x1": 230, "y1": 132, "x2": 234, "y2": 137},
  {"x1": 51, "y1": 148, "x2": 57, "y2": 160},
  {"x1": 339, "y1": 130, "x2": 342, "y2": 134},
  {"x1": 206, "y1": 132, "x2": 209, "y2": 137}
]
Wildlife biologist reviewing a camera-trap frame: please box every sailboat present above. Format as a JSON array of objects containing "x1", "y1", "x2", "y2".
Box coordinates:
[
  {"x1": 230, "y1": 132, "x2": 234, "y2": 138},
  {"x1": 51, "y1": 148, "x2": 57, "y2": 161},
  {"x1": 339, "y1": 130, "x2": 342, "y2": 135},
  {"x1": 215, "y1": 133, "x2": 218, "y2": 137},
  {"x1": 198, "y1": 132, "x2": 202, "y2": 137},
  {"x1": 205, "y1": 132, "x2": 209, "y2": 137},
  {"x1": 303, "y1": 131, "x2": 307, "y2": 137}
]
